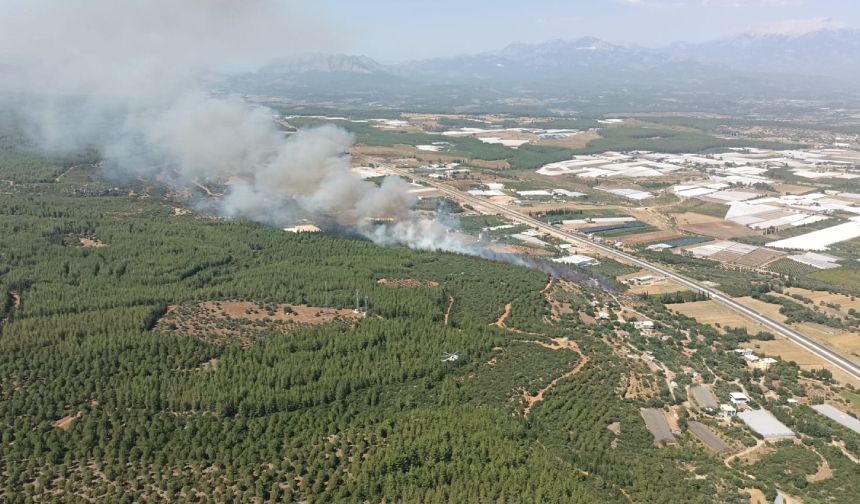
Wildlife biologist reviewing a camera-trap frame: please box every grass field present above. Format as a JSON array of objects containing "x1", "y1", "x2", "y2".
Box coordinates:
[
  {"x1": 810, "y1": 267, "x2": 860, "y2": 291},
  {"x1": 572, "y1": 124, "x2": 794, "y2": 155},
  {"x1": 668, "y1": 199, "x2": 729, "y2": 219}
]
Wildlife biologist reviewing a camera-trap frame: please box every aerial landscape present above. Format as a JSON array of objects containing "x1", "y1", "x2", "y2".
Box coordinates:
[{"x1": 3, "y1": 0, "x2": 860, "y2": 502}]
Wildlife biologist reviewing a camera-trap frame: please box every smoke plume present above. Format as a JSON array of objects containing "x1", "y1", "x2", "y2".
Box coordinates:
[{"x1": 0, "y1": 0, "x2": 472, "y2": 252}]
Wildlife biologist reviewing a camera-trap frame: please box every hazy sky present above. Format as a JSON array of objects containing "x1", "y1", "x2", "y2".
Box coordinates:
[{"x1": 312, "y1": 0, "x2": 860, "y2": 61}]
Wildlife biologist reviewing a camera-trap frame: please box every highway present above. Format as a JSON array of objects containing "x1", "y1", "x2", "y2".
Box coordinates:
[{"x1": 394, "y1": 168, "x2": 860, "y2": 383}]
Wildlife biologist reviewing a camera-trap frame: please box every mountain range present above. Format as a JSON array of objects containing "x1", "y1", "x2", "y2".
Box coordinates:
[{"x1": 229, "y1": 28, "x2": 860, "y2": 112}]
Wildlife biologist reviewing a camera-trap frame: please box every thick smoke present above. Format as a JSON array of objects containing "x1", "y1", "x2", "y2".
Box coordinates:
[
  {"x1": 0, "y1": 1, "x2": 609, "y2": 288},
  {"x1": 0, "y1": 0, "x2": 467, "y2": 251}
]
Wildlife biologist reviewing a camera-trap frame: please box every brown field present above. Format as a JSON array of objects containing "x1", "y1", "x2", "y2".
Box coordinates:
[
  {"x1": 618, "y1": 229, "x2": 684, "y2": 245},
  {"x1": 772, "y1": 183, "x2": 815, "y2": 195},
  {"x1": 79, "y1": 237, "x2": 108, "y2": 248},
  {"x1": 669, "y1": 300, "x2": 766, "y2": 334},
  {"x1": 675, "y1": 212, "x2": 756, "y2": 239},
  {"x1": 377, "y1": 278, "x2": 439, "y2": 288},
  {"x1": 353, "y1": 144, "x2": 511, "y2": 169},
  {"x1": 752, "y1": 338, "x2": 860, "y2": 387},
  {"x1": 733, "y1": 248, "x2": 785, "y2": 268},
  {"x1": 53, "y1": 412, "x2": 82, "y2": 431},
  {"x1": 735, "y1": 297, "x2": 860, "y2": 366},
  {"x1": 157, "y1": 301, "x2": 362, "y2": 346},
  {"x1": 628, "y1": 280, "x2": 689, "y2": 296},
  {"x1": 534, "y1": 129, "x2": 602, "y2": 149},
  {"x1": 783, "y1": 287, "x2": 860, "y2": 315},
  {"x1": 672, "y1": 298, "x2": 860, "y2": 385}
]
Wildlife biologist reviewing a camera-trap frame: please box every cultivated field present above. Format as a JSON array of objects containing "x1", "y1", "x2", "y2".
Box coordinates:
[
  {"x1": 675, "y1": 212, "x2": 756, "y2": 239},
  {"x1": 618, "y1": 229, "x2": 684, "y2": 245}
]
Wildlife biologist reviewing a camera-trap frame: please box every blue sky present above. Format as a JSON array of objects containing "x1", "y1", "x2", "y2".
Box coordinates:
[{"x1": 309, "y1": 0, "x2": 860, "y2": 61}]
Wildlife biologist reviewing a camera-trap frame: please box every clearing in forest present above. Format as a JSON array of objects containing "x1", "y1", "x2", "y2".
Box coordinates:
[
  {"x1": 53, "y1": 412, "x2": 82, "y2": 431},
  {"x1": 79, "y1": 237, "x2": 108, "y2": 248},
  {"x1": 376, "y1": 278, "x2": 439, "y2": 288},
  {"x1": 156, "y1": 301, "x2": 362, "y2": 346}
]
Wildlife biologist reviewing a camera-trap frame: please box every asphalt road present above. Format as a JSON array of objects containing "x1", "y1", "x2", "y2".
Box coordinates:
[{"x1": 396, "y1": 169, "x2": 860, "y2": 383}]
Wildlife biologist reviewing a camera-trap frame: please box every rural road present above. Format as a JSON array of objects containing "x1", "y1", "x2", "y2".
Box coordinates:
[{"x1": 393, "y1": 168, "x2": 860, "y2": 383}]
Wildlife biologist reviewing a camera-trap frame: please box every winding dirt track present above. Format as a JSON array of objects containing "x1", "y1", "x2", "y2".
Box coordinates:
[
  {"x1": 522, "y1": 338, "x2": 589, "y2": 418},
  {"x1": 443, "y1": 296, "x2": 454, "y2": 326},
  {"x1": 495, "y1": 303, "x2": 512, "y2": 328}
]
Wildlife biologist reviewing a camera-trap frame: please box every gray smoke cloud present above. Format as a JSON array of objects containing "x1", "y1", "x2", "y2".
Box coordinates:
[{"x1": 0, "y1": 0, "x2": 480, "y2": 253}]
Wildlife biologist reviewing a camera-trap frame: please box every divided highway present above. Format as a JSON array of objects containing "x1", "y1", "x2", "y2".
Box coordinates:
[{"x1": 396, "y1": 168, "x2": 860, "y2": 383}]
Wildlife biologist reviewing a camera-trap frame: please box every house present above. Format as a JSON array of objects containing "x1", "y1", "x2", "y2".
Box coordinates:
[
  {"x1": 633, "y1": 320, "x2": 655, "y2": 331},
  {"x1": 720, "y1": 404, "x2": 737, "y2": 418},
  {"x1": 755, "y1": 357, "x2": 778, "y2": 371},
  {"x1": 730, "y1": 392, "x2": 750, "y2": 405}
]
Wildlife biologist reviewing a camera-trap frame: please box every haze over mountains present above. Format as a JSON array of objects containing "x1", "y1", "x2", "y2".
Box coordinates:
[{"x1": 230, "y1": 27, "x2": 860, "y2": 111}]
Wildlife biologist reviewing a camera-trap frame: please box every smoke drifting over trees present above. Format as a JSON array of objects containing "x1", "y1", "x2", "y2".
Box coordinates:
[{"x1": 0, "y1": 0, "x2": 464, "y2": 251}]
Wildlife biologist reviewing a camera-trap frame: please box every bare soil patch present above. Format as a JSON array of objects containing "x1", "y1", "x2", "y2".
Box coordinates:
[
  {"x1": 495, "y1": 303, "x2": 512, "y2": 328},
  {"x1": 377, "y1": 278, "x2": 439, "y2": 288},
  {"x1": 172, "y1": 207, "x2": 191, "y2": 216},
  {"x1": 53, "y1": 412, "x2": 82, "y2": 431},
  {"x1": 742, "y1": 488, "x2": 768, "y2": 504},
  {"x1": 534, "y1": 129, "x2": 601, "y2": 149},
  {"x1": 806, "y1": 452, "x2": 833, "y2": 483},
  {"x1": 675, "y1": 212, "x2": 755, "y2": 239},
  {"x1": 628, "y1": 280, "x2": 689, "y2": 296},
  {"x1": 9, "y1": 291, "x2": 21, "y2": 310},
  {"x1": 669, "y1": 300, "x2": 766, "y2": 334},
  {"x1": 444, "y1": 296, "x2": 454, "y2": 326},
  {"x1": 618, "y1": 230, "x2": 684, "y2": 245},
  {"x1": 156, "y1": 301, "x2": 362, "y2": 346},
  {"x1": 79, "y1": 237, "x2": 108, "y2": 248}
]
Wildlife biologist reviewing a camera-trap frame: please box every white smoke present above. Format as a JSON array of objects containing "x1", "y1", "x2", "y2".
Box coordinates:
[{"x1": 0, "y1": 0, "x2": 474, "y2": 252}]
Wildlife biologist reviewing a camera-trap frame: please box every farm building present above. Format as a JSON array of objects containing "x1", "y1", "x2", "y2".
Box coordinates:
[
  {"x1": 283, "y1": 224, "x2": 321, "y2": 234},
  {"x1": 737, "y1": 409, "x2": 795, "y2": 440},
  {"x1": 730, "y1": 392, "x2": 749, "y2": 405},
  {"x1": 552, "y1": 254, "x2": 599, "y2": 266},
  {"x1": 812, "y1": 404, "x2": 860, "y2": 435},
  {"x1": 720, "y1": 404, "x2": 737, "y2": 418},
  {"x1": 633, "y1": 320, "x2": 655, "y2": 332},
  {"x1": 690, "y1": 385, "x2": 718, "y2": 410}
]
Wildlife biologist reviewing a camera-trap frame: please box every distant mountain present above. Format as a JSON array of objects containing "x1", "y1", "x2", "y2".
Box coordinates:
[
  {"x1": 668, "y1": 28, "x2": 860, "y2": 81},
  {"x1": 257, "y1": 54, "x2": 387, "y2": 75},
  {"x1": 226, "y1": 33, "x2": 860, "y2": 112}
]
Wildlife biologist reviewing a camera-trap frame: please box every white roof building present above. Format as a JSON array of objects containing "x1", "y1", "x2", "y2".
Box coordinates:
[
  {"x1": 552, "y1": 254, "x2": 600, "y2": 266},
  {"x1": 730, "y1": 392, "x2": 750, "y2": 404},
  {"x1": 737, "y1": 409, "x2": 795, "y2": 440}
]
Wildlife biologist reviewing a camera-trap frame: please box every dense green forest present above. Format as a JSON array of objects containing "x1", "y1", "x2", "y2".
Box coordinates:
[{"x1": 2, "y1": 148, "x2": 860, "y2": 503}]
